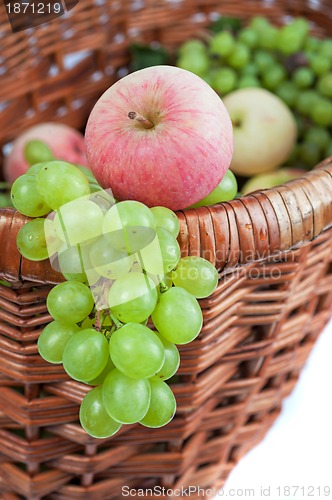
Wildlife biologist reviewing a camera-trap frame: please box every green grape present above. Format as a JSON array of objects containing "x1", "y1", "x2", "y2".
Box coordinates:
[
  {"x1": 320, "y1": 39, "x2": 332, "y2": 59},
  {"x1": 135, "y1": 226, "x2": 180, "y2": 276},
  {"x1": 254, "y1": 50, "x2": 276, "y2": 73},
  {"x1": 295, "y1": 90, "x2": 320, "y2": 115},
  {"x1": 238, "y1": 28, "x2": 258, "y2": 49},
  {"x1": 108, "y1": 272, "x2": 158, "y2": 323},
  {"x1": 85, "y1": 357, "x2": 115, "y2": 386},
  {"x1": 24, "y1": 140, "x2": 54, "y2": 166},
  {"x1": 150, "y1": 206, "x2": 180, "y2": 238},
  {"x1": 79, "y1": 386, "x2": 122, "y2": 438},
  {"x1": 277, "y1": 19, "x2": 308, "y2": 55},
  {"x1": 240, "y1": 62, "x2": 259, "y2": 77},
  {"x1": 258, "y1": 25, "x2": 279, "y2": 50},
  {"x1": 177, "y1": 52, "x2": 209, "y2": 77},
  {"x1": 298, "y1": 142, "x2": 321, "y2": 167},
  {"x1": 317, "y1": 73, "x2": 332, "y2": 98},
  {"x1": 26, "y1": 162, "x2": 50, "y2": 176},
  {"x1": 305, "y1": 36, "x2": 320, "y2": 52},
  {"x1": 310, "y1": 99, "x2": 332, "y2": 126},
  {"x1": 178, "y1": 39, "x2": 207, "y2": 57},
  {"x1": 291, "y1": 17, "x2": 310, "y2": 35},
  {"x1": 140, "y1": 379, "x2": 176, "y2": 429},
  {"x1": 80, "y1": 316, "x2": 95, "y2": 329},
  {"x1": 63, "y1": 328, "x2": 109, "y2": 382},
  {"x1": 275, "y1": 81, "x2": 298, "y2": 107},
  {"x1": 37, "y1": 161, "x2": 90, "y2": 210},
  {"x1": 171, "y1": 256, "x2": 218, "y2": 299},
  {"x1": 304, "y1": 127, "x2": 330, "y2": 151},
  {"x1": 102, "y1": 369, "x2": 151, "y2": 424},
  {"x1": 89, "y1": 236, "x2": 133, "y2": 280},
  {"x1": 190, "y1": 170, "x2": 238, "y2": 207},
  {"x1": 47, "y1": 281, "x2": 94, "y2": 323},
  {"x1": 104, "y1": 200, "x2": 155, "y2": 232},
  {"x1": 237, "y1": 75, "x2": 261, "y2": 89},
  {"x1": 262, "y1": 64, "x2": 287, "y2": 91},
  {"x1": 11, "y1": 174, "x2": 50, "y2": 217},
  {"x1": 43, "y1": 218, "x2": 66, "y2": 259},
  {"x1": 152, "y1": 333, "x2": 180, "y2": 381},
  {"x1": 156, "y1": 226, "x2": 181, "y2": 274},
  {"x1": 277, "y1": 29, "x2": 302, "y2": 55},
  {"x1": 103, "y1": 200, "x2": 156, "y2": 254},
  {"x1": 209, "y1": 31, "x2": 235, "y2": 57},
  {"x1": 55, "y1": 198, "x2": 104, "y2": 246},
  {"x1": 293, "y1": 67, "x2": 314, "y2": 89},
  {"x1": 16, "y1": 218, "x2": 49, "y2": 261},
  {"x1": 211, "y1": 68, "x2": 237, "y2": 94},
  {"x1": 151, "y1": 286, "x2": 203, "y2": 344},
  {"x1": 226, "y1": 42, "x2": 250, "y2": 69},
  {"x1": 109, "y1": 323, "x2": 165, "y2": 379},
  {"x1": 304, "y1": 50, "x2": 316, "y2": 64},
  {"x1": 58, "y1": 244, "x2": 89, "y2": 283},
  {"x1": 37, "y1": 320, "x2": 80, "y2": 364},
  {"x1": 309, "y1": 54, "x2": 331, "y2": 76},
  {"x1": 249, "y1": 16, "x2": 271, "y2": 33}
]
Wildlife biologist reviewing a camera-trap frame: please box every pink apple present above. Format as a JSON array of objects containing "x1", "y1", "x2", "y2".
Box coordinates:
[
  {"x1": 85, "y1": 65, "x2": 233, "y2": 210},
  {"x1": 4, "y1": 122, "x2": 88, "y2": 184}
]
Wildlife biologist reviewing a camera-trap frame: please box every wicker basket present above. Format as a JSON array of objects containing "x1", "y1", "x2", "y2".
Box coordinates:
[{"x1": 0, "y1": 1, "x2": 332, "y2": 499}]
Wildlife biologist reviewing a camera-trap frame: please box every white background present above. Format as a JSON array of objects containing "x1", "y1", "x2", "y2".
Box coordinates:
[{"x1": 214, "y1": 317, "x2": 332, "y2": 500}]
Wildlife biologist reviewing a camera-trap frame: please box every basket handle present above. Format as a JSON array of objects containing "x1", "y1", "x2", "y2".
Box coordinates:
[{"x1": 0, "y1": 158, "x2": 331, "y2": 283}]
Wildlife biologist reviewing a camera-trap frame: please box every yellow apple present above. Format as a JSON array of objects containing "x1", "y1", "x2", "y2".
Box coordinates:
[
  {"x1": 223, "y1": 88, "x2": 297, "y2": 176},
  {"x1": 241, "y1": 167, "x2": 305, "y2": 194}
]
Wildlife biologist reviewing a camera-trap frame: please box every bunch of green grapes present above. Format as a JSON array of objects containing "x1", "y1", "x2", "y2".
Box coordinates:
[
  {"x1": 11, "y1": 141, "x2": 222, "y2": 439},
  {"x1": 176, "y1": 16, "x2": 332, "y2": 169}
]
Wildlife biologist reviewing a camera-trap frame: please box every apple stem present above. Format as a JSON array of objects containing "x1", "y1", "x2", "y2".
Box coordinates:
[{"x1": 128, "y1": 111, "x2": 154, "y2": 129}]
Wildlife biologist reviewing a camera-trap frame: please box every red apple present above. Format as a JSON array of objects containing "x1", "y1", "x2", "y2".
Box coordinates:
[
  {"x1": 4, "y1": 122, "x2": 88, "y2": 184},
  {"x1": 85, "y1": 65, "x2": 233, "y2": 210}
]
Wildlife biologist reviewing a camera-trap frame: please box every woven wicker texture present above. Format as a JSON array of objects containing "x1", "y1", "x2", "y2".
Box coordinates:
[{"x1": 1, "y1": 1, "x2": 332, "y2": 499}]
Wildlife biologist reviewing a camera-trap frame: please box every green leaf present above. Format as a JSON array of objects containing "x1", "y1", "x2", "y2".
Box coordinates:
[
  {"x1": 210, "y1": 16, "x2": 243, "y2": 34},
  {"x1": 0, "y1": 193, "x2": 12, "y2": 208},
  {"x1": 130, "y1": 43, "x2": 170, "y2": 71}
]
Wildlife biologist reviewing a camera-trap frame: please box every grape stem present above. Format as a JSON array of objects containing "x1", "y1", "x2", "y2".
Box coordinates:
[
  {"x1": 159, "y1": 279, "x2": 169, "y2": 294},
  {"x1": 94, "y1": 309, "x2": 103, "y2": 331},
  {"x1": 109, "y1": 311, "x2": 124, "y2": 330},
  {"x1": 104, "y1": 325, "x2": 115, "y2": 340}
]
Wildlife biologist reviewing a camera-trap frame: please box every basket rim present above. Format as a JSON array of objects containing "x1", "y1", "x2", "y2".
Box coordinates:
[{"x1": 0, "y1": 156, "x2": 331, "y2": 285}]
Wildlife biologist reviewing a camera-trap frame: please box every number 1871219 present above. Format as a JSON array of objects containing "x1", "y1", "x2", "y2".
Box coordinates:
[{"x1": 6, "y1": 3, "x2": 62, "y2": 14}]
